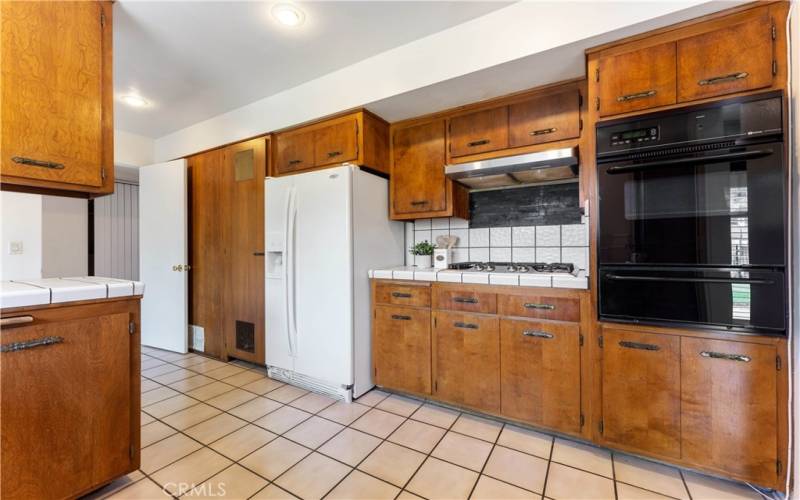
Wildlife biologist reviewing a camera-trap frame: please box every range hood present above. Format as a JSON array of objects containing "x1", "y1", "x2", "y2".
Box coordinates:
[{"x1": 445, "y1": 147, "x2": 579, "y2": 190}]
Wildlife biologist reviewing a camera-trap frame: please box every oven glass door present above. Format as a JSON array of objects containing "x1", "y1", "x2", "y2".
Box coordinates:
[{"x1": 598, "y1": 143, "x2": 785, "y2": 267}]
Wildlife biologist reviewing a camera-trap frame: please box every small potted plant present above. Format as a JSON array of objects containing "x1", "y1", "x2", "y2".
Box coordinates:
[{"x1": 409, "y1": 240, "x2": 435, "y2": 268}]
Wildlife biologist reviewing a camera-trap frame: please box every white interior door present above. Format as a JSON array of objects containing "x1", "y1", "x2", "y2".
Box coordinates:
[{"x1": 139, "y1": 159, "x2": 188, "y2": 353}]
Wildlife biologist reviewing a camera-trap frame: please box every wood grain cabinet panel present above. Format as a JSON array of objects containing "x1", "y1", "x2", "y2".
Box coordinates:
[
  {"x1": 497, "y1": 293, "x2": 579, "y2": 322},
  {"x1": 433, "y1": 311, "x2": 500, "y2": 413},
  {"x1": 274, "y1": 130, "x2": 315, "y2": 175},
  {"x1": 433, "y1": 288, "x2": 497, "y2": 314},
  {"x1": 375, "y1": 282, "x2": 431, "y2": 307},
  {"x1": 601, "y1": 328, "x2": 681, "y2": 458},
  {"x1": 449, "y1": 107, "x2": 509, "y2": 157},
  {"x1": 509, "y1": 90, "x2": 581, "y2": 148},
  {"x1": 681, "y1": 337, "x2": 778, "y2": 485},
  {"x1": 500, "y1": 319, "x2": 581, "y2": 433},
  {"x1": 677, "y1": 14, "x2": 774, "y2": 102},
  {"x1": 373, "y1": 306, "x2": 432, "y2": 395},
  {"x1": 313, "y1": 119, "x2": 358, "y2": 167},
  {"x1": 392, "y1": 120, "x2": 449, "y2": 215},
  {"x1": 597, "y1": 42, "x2": 677, "y2": 117}
]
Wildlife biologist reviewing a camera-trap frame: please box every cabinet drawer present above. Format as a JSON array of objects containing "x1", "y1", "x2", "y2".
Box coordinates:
[
  {"x1": 275, "y1": 130, "x2": 315, "y2": 174},
  {"x1": 375, "y1": 282, "x2": 431, "y2": 307},
  {"x1": 314, "y1": 119, "x2": 358, "y2": 167},
  {"x1": 449, "y1": 107, "x2": 508, "y2": 157},
  {"x1": 433, "y1": 288, "x2": 496, "y2": 314},
  {"x1": 374, "y1": 306, "x2": 431, "y2": 395},
  {"x1": 497, "y1": 293, "x2": 579, "y2": 322},
  {"x1": 509, "y1": 89, "x2": 581, "y2": 148}
]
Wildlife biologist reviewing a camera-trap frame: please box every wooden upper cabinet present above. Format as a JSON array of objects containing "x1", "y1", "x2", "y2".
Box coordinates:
[
  {"x1": 449, "y1": 107, "x2": 509, "y2": 157},
  {"x1": 274, "y1": 129, "x2": 315, "y2": 175},
  {"x1": 313, "y1": 118, "x2": 358, "y2": 167},
  {"x1": 509, "y1": 89, "x2": 581, "y2": 148},
  {"x1": 1, "y1": 0, "x2": 114, "y2": 195},
  {"x1": 677, "y1": 13, "x2": 774, "y2": 102},
  {"x1": 373, "y1": 305, "x2": 432, "y2": 395},
  {"x1": 597, "y1": 42, "x2": 677, "y2": 117}
]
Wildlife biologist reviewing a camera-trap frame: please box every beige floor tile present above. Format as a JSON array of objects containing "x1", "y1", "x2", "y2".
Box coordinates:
[
  {"x1": 184, "y1": 464, "x2": 268, "y2": 499},
  {"x1": 184, "y1": 413, "x2": 248, "y2": 444},
  {"x1": 497, "y1": 424, "x2": 553, "y2": 459},
  {"x1": 241, "y1": 377, "x2": 285, "y2": 395},
  {"x1": 143, "y1": 394, "x2": 200, "y2": 419},
  {"x1": 410, "y1": 403, "x2": 460, "y2": 429},
  {"x1": 406, "y1": 457, "x2": 478, "y2": 500},
  {"x1": 451, "y1": 414, "x2": 503, "y2": 443},
  {"x1": 239, "y1": 437, "x2": 311, "y2": 480},
  {"x1": 141, "y1": 421, "x2": 177, "y2": 447},
  {"x1": 355, "y1": 389, "x2": 389, "y2": 406},
  {"x1": 228, "y1": 396, "x2": 282, "y2": 421},
  {"x1": 350, "y1": 408, "x2": 406, "y2": 438},
  {"x1": 614, "y1": 454, "x2": 689, "y2": 500},
  {"x1": 209, "y1": 424, "x2": 276, "y2": 461},
  {"x1": 682, "y1": 471, "x2": 761, "y2": 500},
  {"x1": 358, "y1": 441, "x2": 426, "y2": 487},
  {"x1": 327, "y1": 470, "x2": 400, "y2": 499},
  {"x1": 140, "y1": 433, "x2": 203, "y2": 474},
  {"x1": 206, "y1": 388, "x2": 257, "y2": 410},
  {"x1": 152, "y1": 448, "x2": 232, "y2": 495},
  {"x1": 545, "y1": 462, "x2": 615, "y2": 499},
  {"x1": 483, "y1": 445, "x2": 548, "y2": 493},
  {"x1": 152, "y1": 368, "x2": 196, "y2": 385},
  {"x1": 289, "y1": 392, "x2": 338, "y2": 413},
  {"x1": 431, "y1": 431, "x2": 492, "y2": 471},
  {"x1": 187, "y1": 359, "x2": 229, "y2": 374},
  {"x1": 170, "y1": 356, "x2": 209, "y2": 368},
  {"x1": 283, "y1": 415, "x2": 344, "y2": 448},
  {"x1": 221, "y1": 369, "x2": 265, "y2": 387},
  {"x1": 275, "y1": 452, "x2": 351, "y2": 500},
  {"x1": 107, "y1": 478, "x2": 171, "y2": 499},
  {"x1": 204, "y1": 365, "x2": 247, "y2": 380},
  {"x1": 397, "y1": 491, "x2": 424, "y2": 500},
  {"x1": 616, "y1": 482, "x2": 675, "y2": 500},
  {"x1": 318, "y1": 427, "x2": 381, "y2": 466},
  {"x1": 376, "y1": 394, "x2": 422, "y2": 417},
  {"x1": 471, "y1": 475, "x2": 538, "y2": 499},
  {"x1": 142, "y1": 363, "x2": 183, "y2": 378},
  {"x1": 141, "y1": 411, "x2": 155, "y2": 426},
  {"x1": 157, "y1": 351, "x2": 195, "y2": 362},
  {"x1": 251, "y1": 484, "x2": 299, "y2": 499},
  {"x1": 551, "y1": 438, "x2": 612, "y2": 477},
  {"x1": 141, "y1": 378, "x2": 162, "y2": 392},
  {"x1": 141, "y1": 386, "x2": 180, "y2": 407},
  {"x1": 161, "y1": 403, "x2": 222, "y2": 430},
  {"x1": 265, "y1": 384, "x2": 309, "y2": 403},
  {"x1": 388, "y1": 419, "x2": 446, "y2": 454},
  {"x1": 167, "y1": 374, "x2": 215, "y2": 392},
  {"x1": 253, "y1": 405, "x2": 312, "y2": 434},
  {"x1": 318, "y1": 401, "x2": 370, "y2": 425},
  {"x1": 186, "y1": 381, "x2": 237, "y2": 401},
  {"x1": 141, "y1": 358, "x2": 167, "y2": 370}
]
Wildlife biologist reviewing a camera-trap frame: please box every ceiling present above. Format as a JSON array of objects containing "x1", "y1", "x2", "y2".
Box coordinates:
[{"x1": 114, "y1": 1, "x2": 511, "y2": 138}]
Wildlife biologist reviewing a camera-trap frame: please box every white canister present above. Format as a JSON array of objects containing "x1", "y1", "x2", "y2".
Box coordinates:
[{"x1": 433, "y1": 248, "x2": 452, "y2": 269}]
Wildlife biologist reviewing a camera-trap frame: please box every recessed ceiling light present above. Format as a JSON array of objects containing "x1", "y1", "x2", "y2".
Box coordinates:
[
  {"x1": 120, "y1": 94, "x2": 149, "y2": 108},
  {"x1": 271, "y1": 3, "x2": 305, "y2": 27}
]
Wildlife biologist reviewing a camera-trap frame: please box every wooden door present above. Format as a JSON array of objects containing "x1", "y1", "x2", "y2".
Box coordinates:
[
  {"x1": 677, "y1": 13, "x2": 773, "y2": 102},
  {"x1": 500, "y1": 319, "x2": 581, "y2": 433},
  {"x1": 225, "y1": 138, "x2": 267, "y2": 364},
  {"x1": 373, "y1": 306, "x2": 432, "y2": 394},
  {"x1": 433, "y1": 311, "x2": 500, "y2": 412},
  {"x1": 681, "y1": 337, "x2": 778, "y2": 485},
  {"x1": 314, "y1": 119, "x2": 358, "y2": 167},
  {"x1": 274, "y1": 130, "x2": 315, "y2": 174},
  {"x1": 1, "y1": 313, "x2": 132, "y2": 499},
  {"x1": 1, "y1": 1, "x2": 110, "y2": 188},
  {"x1": 509, "y1": 90, "x2": 581, "y2": 148},
  {"x1": 601, "y1": 328, "x2": 681, "y2": 458},
  {"x1": 597, "y1": 42, "x2": 677, "y2": 117},
  {"x1": 449, "y1": 107, "x2": 509, "y2": 157},
  {"x1": 392, "y1": 120, "x2": 448, "y2": 215}
]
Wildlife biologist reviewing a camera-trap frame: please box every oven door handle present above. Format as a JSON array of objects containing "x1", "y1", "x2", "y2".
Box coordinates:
[
  {"x1": 605, "y1": 149, "x2": 773, "y2": 174},
  {"x1": 604, "y1": 274, "x2": 774, "y2": 285}
]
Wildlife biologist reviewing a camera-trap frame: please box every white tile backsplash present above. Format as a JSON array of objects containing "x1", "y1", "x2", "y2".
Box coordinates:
[
  {"x1": 512, "y1": 247, "x2": 536, "y2": 262},
  {"x1": 415, "y1": 230, "x2": 433, "y2": 246},
  {"x1": 536, "y1": 225, "x2": 561, "y2": 247},
  {"x1": 414, "y1": 219, "x2": 432, "y2": 231},
  {"x1": 490, "y1": 227, "x2": 511, "y2": 247},
  {"x1": 431, "y1": 229, "x2": 449, "y2": 245},
  {"x1": 512, "y1": 226, "x2": 536, "y2": 247},
  {"x1": 562, "y1": 247, "x2": 589, "y2": 271},
  {"x1": 449, "y1": 228, "x2": 469, "y2": 248},
  {"x1": 469, "y1": 248, "x2": 490, "y2": 261},
  {"x1": 431, "y1": 217, "x2": 450, "y2": 230},
  {"x1": 562, "y1": 223, "x2": 589, "y2": 246},
  {"x1": 469, "y1": 228, "x2": 489, "y2": 247},
  {"x1": 536, "y1": 247, "x2": 561, "y2": 263},
  {"x1": 450, "y1": 217, "x2": 469, "y2": 229},
  {"x1": 490, "y1": 247, "x2": 511, "y2": 261}
]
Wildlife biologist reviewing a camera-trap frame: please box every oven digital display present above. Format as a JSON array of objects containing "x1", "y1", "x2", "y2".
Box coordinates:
[{"x1": 610, "y1": 127, "x2": 659, "y2": 146}]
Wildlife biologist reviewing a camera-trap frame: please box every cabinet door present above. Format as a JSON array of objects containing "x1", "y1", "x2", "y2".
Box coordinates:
[
  {"x1": 275, "y1": 130, "x2": 315, "y2": 174},
  {"x1": 500, "y1": 319, "x2": 581, "y2": 433},
  {"x1": 601, "y1": 329, "x2": 681, "y2": 458},
  {"x1": 509, "y1": 90, "x2": 581, "y2": 148},
  {"x1": 434, "y1": 311, "x2": 500, "y2": 412},
  {"x1": 373, "y1": 305, "x2": 431, "y2": 394},
  {"x1": 681, "y1": 337, "x2": 777, "y2": 485},
  {"x1": 392, "y1": 120, "x2": 448, "y2": 214},
  {"x1": 449, "y1": 107, "x2": 509, "y2": 157},
  {"x1": 1, "y1": 1, "x2": 108, "y2": 187},
  {"x1": 314, "y1": 119, "x2": 358, "y2": 167},
  {"x1": 1, "y1": 313, "x2": 132, "y2": 499},
  {"x1": 677, "y1": 14, "x2": 773, "y2": 102},
  {"x1": 597, "y1": 42, "x2": 677, "y2": 117}
]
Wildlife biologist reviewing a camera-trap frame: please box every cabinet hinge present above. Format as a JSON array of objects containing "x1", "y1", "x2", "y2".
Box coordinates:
[
  {"x1": 599, "y1": 420, "x2": 604, "y2": 434},
  {"x1": 772, "y1": 60, "x2": 778, "y2": 76},
  {"x1": 777, "y1": 459, "x2": 782, "y2": 475},
  {"x1": 101, "y1": 167, "x2": 106, "y2": 181},
  {"x1": 374, "y1": 366, "x2": 377, "y2": 377},
  {"x1": 776, "y1": 355, "x2": 782, "y2": 371},
  {"x1": 595, "y1": 68, "x2": 600, "y2": 82},
  {"x1": 598, "y1": 335, "x2": 603, "y2": 348},
  {"x1": 434, "y1": 380, "x2": 438, "y2": 392},
  {"x1": 580, "y1": 414, "x2": 585, "y2": 427},
  {"x1": 434, "y1": 317, "x2": 437, "y2": 327},
  {"x1": 129, "y1": 444, "x2": 134, "y2": 458},
  {"x1": 595, "y1": 97, "x2": 600, "y2": 112},
  {"x1": 129, "y1": 321, "x2": 135, "y2": 335},
  {"x1": 579, "y1": 334, "x2": 584, "y2": 347},
  {"x1": 373, "y1": 310, "x2": 376, "y2": 319},
  {"x1": 578, "y1": 93, "x2": 583, "y2": 108},
  {"x1": 772, "y1": 24, "x2": 777, "y2": 40},
  {"x1": 579, "y1": 119, "x2": 584, "y2": 131},
  {"x1": 100, "y1": 10, "x2": 106, "y2": 28}
]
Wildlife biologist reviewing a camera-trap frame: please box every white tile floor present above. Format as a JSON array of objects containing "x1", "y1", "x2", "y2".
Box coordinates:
[{"x1": 89, "y1": 347, "x2": 771, "y2": 500}]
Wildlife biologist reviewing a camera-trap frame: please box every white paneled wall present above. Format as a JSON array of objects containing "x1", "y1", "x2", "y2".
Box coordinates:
[{"x1": 94, "y1": 182, "x2": 139, "y2": 280}]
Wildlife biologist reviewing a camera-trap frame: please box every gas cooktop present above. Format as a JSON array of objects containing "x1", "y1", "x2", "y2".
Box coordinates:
[{"x1": 448, "y1": 262, "x2": 576, "y2": 275}]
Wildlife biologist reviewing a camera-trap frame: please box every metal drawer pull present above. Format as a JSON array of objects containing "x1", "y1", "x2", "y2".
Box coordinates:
[
  {"x1": 467, "y1": 139, "x2": 490, "y2": 147},
  {"x1": 617, "y1": 90, "x2": 656, "y2": 102},
  {"x1": 0, "y1": 316, "x2": 34, "y2": 327},
  {"x1": 619, "y1": 340, "x2": 660, "y2": 351},
  {"x1": 391, "y1": 292, "x2": 412, "y2": 298},
  {"x1": 327, "y1": 151, "x2": 342, "y2": 158},
  {"x1": 410, "y1": 200, "x2": 430, "y2": 206},
  {"x1": 2, "y1": 336, "x2": 64, "y2": 353},
  {"x1": 523, "y1": 330, "x2": 554, "y2": 339},
  {"x1": 698, "y1": 72, "x2": 748, "y2": 86},
  {"x1": 12, "y1": 156, "x2": 65, "y2": 170},
  {"x1": 454, "y1": 322, "x2": 479, "y2": 330},
  {"x1": 524, "y1": 303, "x2": 555, "y2": 310},
  {"x1": 391, "y1": 315, "x2": 412, "y2": 321},
  {"x1": 530, "y1": 127, "x2": 557, "y2": 136},
  {"x1": 288, "y1": 159, "x2": 303, "y2": 165},
  {"x1": 453, "y1": 297, "x2": 478, "y2": 304},
  {"x1": 700, "y1": 351, "x2": 751, "y2": 362}
]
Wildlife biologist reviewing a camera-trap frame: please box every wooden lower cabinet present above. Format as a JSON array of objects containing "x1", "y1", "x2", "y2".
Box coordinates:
[{"x1": 373, "y1": 305, "x2": 432, "y2": 395}]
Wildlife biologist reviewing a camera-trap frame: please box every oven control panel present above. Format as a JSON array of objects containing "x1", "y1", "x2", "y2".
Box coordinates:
[{"x1": 610, "y1": 127, "x2": 659, "y2": 146}]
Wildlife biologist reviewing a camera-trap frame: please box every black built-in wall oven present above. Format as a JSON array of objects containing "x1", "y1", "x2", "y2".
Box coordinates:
[{"x1": 596, "y1": 92, "x2": 787, "y2": 334}]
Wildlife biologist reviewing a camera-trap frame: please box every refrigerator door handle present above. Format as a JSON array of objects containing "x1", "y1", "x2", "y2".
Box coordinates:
[
  {"x1": 285, "y1": 187, "x2": 297, "y2": 357},
  {"x1": 289, "y1": 188, "x2": 299, "y2": 357}
]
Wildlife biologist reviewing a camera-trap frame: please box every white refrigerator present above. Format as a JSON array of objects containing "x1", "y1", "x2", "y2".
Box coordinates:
[{"x1": 265, "y1": 166, "x2": 405, "y2": 401}]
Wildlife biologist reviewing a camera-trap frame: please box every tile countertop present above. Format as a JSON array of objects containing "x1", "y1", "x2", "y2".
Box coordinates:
[
  {"x1": 369, "y1": 266, "x2": 589, "y2": 290},
  {"x1": 1, "y1": 277, "x2": 145, "y2": 309}
]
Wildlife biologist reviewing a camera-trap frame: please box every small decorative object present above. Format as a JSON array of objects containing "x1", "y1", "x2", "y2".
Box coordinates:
[
  {"x1": 433, "y1": 234, "x2": 459, "y2": 269},
  {"x1": 410, "y1": 240, "x2": 435, "y2": 268}
]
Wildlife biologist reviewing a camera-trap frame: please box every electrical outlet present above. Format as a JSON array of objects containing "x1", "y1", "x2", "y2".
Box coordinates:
[{"x1": 9, "y1": 241, "x2": 23, "y2": 255}]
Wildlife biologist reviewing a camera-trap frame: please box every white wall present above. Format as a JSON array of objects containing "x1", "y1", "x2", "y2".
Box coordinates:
[
  {"x1": 115, "y1": 128, "x2": 155, "y2": 167},
  {"x1": 0, "y1": 192, "x2": 43, "y2": 280},
  {"x1": 41, "y1": 196, "x2": 88, "y2": 278}
]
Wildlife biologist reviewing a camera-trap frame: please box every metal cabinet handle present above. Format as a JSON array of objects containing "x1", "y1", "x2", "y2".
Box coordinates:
[
  {"x1": 410, "y1": 200, "x2": 430, "y2": 206},
  {"x1": 288, "y1": 159, "x2": 303, "y2": 165},
  {"x1": 184, "y1": 264, "x2": 192, "y2": 271},
  {"x1": 453, "y1": 297, "x2": 478, "y2": 304},
  {"x1": 617, "y1": 90, "x2": 656, "y2": 102},
  {"x1": 700, "y1": 351, "x2": 751, "y2": 362},
  {"x1": 254, "y1": 252, "x2": 265, "y2": 256},
  {"x1": 391, "y1": 315, "x2": 412, "y2": 321},
  {"x1": 454, "y1": 322, "x2": 479, "y2": 330},
  {"x1": 0, "y1": 316, "x2": 34, "y2": 327},
  {"x1": 172, "y1": 265, "x2": 184, "y2": 271},
  {"x1": 467, "y1": 139, "x2": 490, "y2": 147},
  {"x1": 2, "y1": 336, "x2": 64, "y2": 353},
  {"x1": 327, "y1": 151, "x2": 342, "y2": 158},
  {"x1": 698, "y1": 72, "x2": 748, "y2": 86},
  {"x1": 392, "y1": 292, "x2": 413, "y2": 298},
  {"x1": 523, "y1": 330, "x2": 553, "y2": 339},
  {"x1": 524, "y1": 303, "x2": 555, "y2": 310},
  {"x1": 530, "y1": 127, "x2": 557, "y2": 136},
  {"x1": 12, "y1": 156, "x2": 65, "y2": 170},
  {"x1": 619, "y1": 340, "x2": 660, "y2": 351}
]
